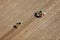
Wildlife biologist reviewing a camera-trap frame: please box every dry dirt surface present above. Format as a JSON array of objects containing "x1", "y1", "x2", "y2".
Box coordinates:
[{"x1": 0, "y1": 0, "x2": 60, "y2": 40}]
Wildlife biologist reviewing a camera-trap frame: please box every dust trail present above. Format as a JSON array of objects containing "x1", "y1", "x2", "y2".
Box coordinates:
[
  {"x1": 1, "y1": 0, "x2": 56, "y2": 40},
  {"x1": 4, "y1": 15, "x2": 36, "y2": 40},
  {"x1": 0, "y1": 0, "x2": 41, "y2": 40},
  {"x1": 0, "y1": 28, "x2": 16, "y2": 40},
  {"x1": 0, "y1": 0, "x2": 59, "y2": 40}
]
